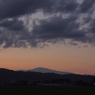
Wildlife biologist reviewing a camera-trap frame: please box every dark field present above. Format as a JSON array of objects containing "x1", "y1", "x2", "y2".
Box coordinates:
[{"x1": 0, "y1": 85, "x2": 95, "y2": 95}]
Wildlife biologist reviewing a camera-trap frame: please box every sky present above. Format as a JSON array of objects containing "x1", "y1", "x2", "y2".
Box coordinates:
[{"x1": 0, "y1": 0, "x2": 95, "y2": 75}]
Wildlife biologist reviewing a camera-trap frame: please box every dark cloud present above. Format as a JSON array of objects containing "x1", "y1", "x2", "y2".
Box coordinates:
[
  {"x1": 32, "y1": 16, "x2": 85, "y2": 41},
  {"x1": 0, "y1": 0, "x2": 95, "y2": 48},
  {"x1": 0, "y1": 18, "x2": 24, "y2": 31},
  {"x1": 0, "y1": 0, "x2": 94, "y2": 19},
  {"x1": 54, "y1": 0, "x2": 78, "y2": 13},
  {"x1": 79, "y1": 0, "x2": 95, "y2": 13},
  {"x1": 0, "y1": 0, "x2": 79, "y2": 19},
  {"x1": 0, "y1": 18, "x2": 30, "y2": 48},
  {"x1": 90, "y1": 19, "x2": 95, "y2": 33},
  {"x1": 83, "y1": 16, "x2": 92, "y2": 23},
  {"x1": 0, "y1": 0, "x2": 54, "y2": 19}
]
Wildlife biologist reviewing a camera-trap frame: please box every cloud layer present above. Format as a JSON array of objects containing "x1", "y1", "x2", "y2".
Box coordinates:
[{"x1": 0, "y1": 0, "x2": 95, "y2": 48}]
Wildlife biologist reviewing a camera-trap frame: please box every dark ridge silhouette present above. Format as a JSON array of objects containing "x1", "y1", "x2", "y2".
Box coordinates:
[
  {"x1": 0, "y1": 68, "x2": 94, "y2": 85},
  {"x1": 0, "y1": 68, "x2": 14, "y2": 72}
]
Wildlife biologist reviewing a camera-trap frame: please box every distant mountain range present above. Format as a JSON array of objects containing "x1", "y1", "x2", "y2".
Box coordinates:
[
  {"x1": 0, "y1": 68, "x2": 94, "y2": 83},
  {"x1": 26, "y1": 67, "x2": 72, "y2": 75}
]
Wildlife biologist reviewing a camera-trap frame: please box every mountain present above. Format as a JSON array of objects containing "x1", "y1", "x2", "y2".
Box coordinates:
[
  {"x1": 27, "y1": 67, "x2": 72, "y2": 75},
  {"x1": 0, "y1": 68, "x2": 94, "y2": 83}
]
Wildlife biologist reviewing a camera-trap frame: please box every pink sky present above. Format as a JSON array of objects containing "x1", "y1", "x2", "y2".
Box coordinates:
[{"x1": 0, "y1": 44, "x2": 95, "y2": 75}]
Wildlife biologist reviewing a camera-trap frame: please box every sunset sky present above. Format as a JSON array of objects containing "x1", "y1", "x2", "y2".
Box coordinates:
[{"x1": 0, "y1": 0, "x2": 95, "y2": 75}]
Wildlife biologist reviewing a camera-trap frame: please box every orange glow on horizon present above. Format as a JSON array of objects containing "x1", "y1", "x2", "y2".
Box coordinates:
[{"x1": 0, "y1": 44, "x2": 95, "y2": 75}]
